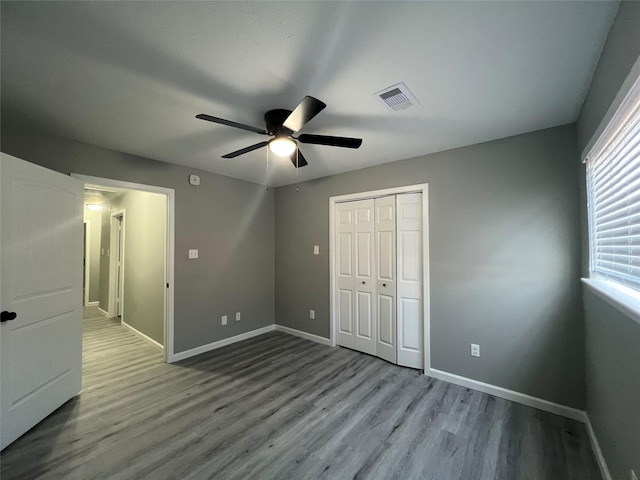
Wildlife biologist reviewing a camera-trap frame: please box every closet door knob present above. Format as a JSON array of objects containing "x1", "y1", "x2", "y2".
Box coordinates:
[
  {"x1": 383, "y1": 283, "x2": 387, "y2": 287},
  {"x1": 1, "y1": 311, "x2": 17, "y2": 322},
  {"x1": 361, "y1": 281, "x2": 366, "y2": 285}
]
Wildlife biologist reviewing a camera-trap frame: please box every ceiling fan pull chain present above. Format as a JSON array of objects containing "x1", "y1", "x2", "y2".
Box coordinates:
[{"x1": 266, "y1": 146, "x2": 270, "y2": 191}]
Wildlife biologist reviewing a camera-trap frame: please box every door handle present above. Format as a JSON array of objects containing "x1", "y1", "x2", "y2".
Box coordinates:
[
  {"x1": 1, "y1": 311, "x2": 17, "y2": 322},
  {"x1": 383, "y1": 283, "x2": 387, "y2": 287},
  {"x1": 361, "y1": 281, "x2": 366, "y2": 285}
]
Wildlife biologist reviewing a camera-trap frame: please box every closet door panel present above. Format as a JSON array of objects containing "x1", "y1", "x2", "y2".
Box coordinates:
[
  {"x1": 336, "y1": 203, "x2": 355, "y2": 348},
  {"x1": 353, "y1": 199, "x2": 376, "y2": 355},
  {"x1": 397, "y1": 193, "x2": 423, "y2": 369},
  {"x1": 374, "y1": 196, "x2": 396, "y2": 364}
]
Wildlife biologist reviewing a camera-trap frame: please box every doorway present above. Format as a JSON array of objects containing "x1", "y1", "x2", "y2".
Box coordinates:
[
  {"x1": 72, "y1": 174, "x2": 176, "y2": 363},
  {"x1": 330, "y1": 184, "x2": 430, "y2": 371}
]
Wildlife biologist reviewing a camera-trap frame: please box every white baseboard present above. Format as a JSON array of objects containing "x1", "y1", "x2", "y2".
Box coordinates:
[
  {"x1": 173, "y1": 325, "x2": 276, "y2": 362},
  {"x1": 275, "y1": 325, "x2": 332, "y2": 346},
  {"x1": 585, "y1": 415, "x2": 613, "y2": 480},
  {"x1": 122, "y1": 321, "x2": 164, "y2": 352},
  {"x1": 86, "y1": 301, "x2": 99, "y2": 306},
  {"x1": 427, "y1": 368, "x2": 587, "y2": 423},
  {"x1": 98, "y1": 307, "x2": 110, "y2": 317}
]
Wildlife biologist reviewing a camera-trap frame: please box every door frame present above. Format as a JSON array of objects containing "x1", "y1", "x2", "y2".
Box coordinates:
[
  {"x1": 329, "y1": 183, "x2": 431, "y2": 373},
  {"x1": 71, "y1": 174, "x2": 176, "y2": 363}
]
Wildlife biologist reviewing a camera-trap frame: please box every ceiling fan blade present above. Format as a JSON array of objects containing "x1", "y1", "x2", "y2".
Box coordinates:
[
  {"x1": 297, "y1": 134, "x2": 362, "y2": 149},
  {"x1": 221, "y1": 141, "x2": 269, "y2": 158},
  {"x1": 196, "y1": 114, "x2": 269, "y2": 135},
  {"x1": 282, "y1": 96, "x2": 327, "y2": 133},
  {"x1": 289, "y1": 149, "x2": 308, "y2": 168}
]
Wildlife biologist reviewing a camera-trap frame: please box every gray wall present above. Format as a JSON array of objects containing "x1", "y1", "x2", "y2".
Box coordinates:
[
  {"x1": 576, "y1": 2, "x2": 640, "y2": 478},
  {"x1": 83, "y1": 206, "x2": 102, "y2": 303},
  {"x1": 584, "y1": 289, "x2": 640, "y2": 480},
  {"x1": 577, "y1": 1, "x2": 640, "y2": 153},
  {"x1": 1, "y1": 125, "x2": 275, "y2": 353},
  {"x1": 112, "y1": 190, "x2": 166, "y2": 344},
  {"x1": 275, "y1": 124, "x2": 585, "y2": 408}
]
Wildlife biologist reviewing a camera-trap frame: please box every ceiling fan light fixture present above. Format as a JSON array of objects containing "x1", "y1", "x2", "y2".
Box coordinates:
[{"x1": 269, "y1": 137, "x2": 296, "y2": 157}]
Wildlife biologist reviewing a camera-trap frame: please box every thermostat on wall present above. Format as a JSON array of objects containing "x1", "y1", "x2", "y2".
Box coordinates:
[{"x1": 189, "y1": 174, "x2": 200, "y2": 186}]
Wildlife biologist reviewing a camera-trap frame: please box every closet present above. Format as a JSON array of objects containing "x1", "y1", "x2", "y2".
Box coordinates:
[{"x1": 334, "y1": 193, "x2": 423, "y2": 369}]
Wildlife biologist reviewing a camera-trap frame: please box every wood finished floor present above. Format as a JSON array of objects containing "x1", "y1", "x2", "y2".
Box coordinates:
[{"x1": 1, "y1": 307, "x2": 600, "y2": 480}]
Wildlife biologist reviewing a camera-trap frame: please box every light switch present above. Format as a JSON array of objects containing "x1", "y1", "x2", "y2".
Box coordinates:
[
  {"x1": 314, "y1": 245, "x2": 319, "y2": 255},
  {"x1": 189, "y1": 249, "x2": 198, "y2": 259}
]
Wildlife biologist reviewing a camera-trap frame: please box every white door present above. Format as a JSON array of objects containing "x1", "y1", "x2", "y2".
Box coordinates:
[
  {"x1": 336, "y1": 202, "x2": 355, "y2": 348},
  {"x1": 353, "y1": 199, "x2": 376, "y2": 355},
  {"x1": 115, "y1": 215, "x2": 124, "y2": 318},
  {"x1": 336, "y1": 199, "x2": 376, "y2": 355},
  {"x1": 374, "y1": 196, "x2": 397, "y2": 364},
  {"x1": 396, "y1": 193, "x2": 423, "y2": 369},
  {"x1": 0, "y1": 154, "x2": 84, "y2": 450}
]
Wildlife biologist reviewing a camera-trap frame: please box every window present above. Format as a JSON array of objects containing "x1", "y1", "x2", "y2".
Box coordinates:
[{"x1": 586, "y1": 73, "x2": 640, "y2": 293}]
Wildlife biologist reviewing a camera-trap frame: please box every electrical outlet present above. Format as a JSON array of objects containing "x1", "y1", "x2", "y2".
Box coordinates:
[
  {"x1": 221, "y1": 315, "x2": 227, "y2": 326},
  {"x1": 310, "y1": 309, "x2": 315, "y2": 319},
  {"x1": 631, "y1": 469, "x2": 638, "y2": 480},
  {"x1": 471, "y1": 343, "x2": 480, "y2": 357},
  {"x1": 235, "y1": 312, "x2": 241, "y2": 321},
  {"x1": 313, "y1": 245, "x2": 319, "y2": 255},
  {"x1": 188, "y1": 249, "x2": 198, "y2": 259}
]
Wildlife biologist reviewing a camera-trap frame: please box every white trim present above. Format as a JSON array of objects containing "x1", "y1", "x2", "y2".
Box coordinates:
[
  {"x1": 585, "y1": 415, "x2": 613, "y2": 480},
  {"x1": 71, "y1": 174, "x2": 176, "y2": 363},
  {"x1": 582, "y1": 278, "x2": 640, "y2": 326},
  {"x1": 172, "y1": 325, "x2": 276, "y2": 362},
  {"x1": 86, "y1": 301, "x2": 99, "y2": 307},
  {"x1": 582, "y1": 54, "x2": 640, "y2": 162},
  {"x1": 427, "y1": 368, "x2": 587, "y2": 422},
  {"x1": 122, "y1": 321, "x2": 164, "y2": 352},
  {"x1": 331, "y1": 184, "x2": 427, "y2": 204},
  {"x1": 98, "y1": 307, "x2": 109, "y2": 317},
  {"x1": 83, "y1": 220, "x2": 91, "y2": 306},
  {"x1": 329, "y1": 183, "x2": 430, "y2": 372},
  {"x1": 275, "y1": 324, "x2": 332, "y2": 346}
]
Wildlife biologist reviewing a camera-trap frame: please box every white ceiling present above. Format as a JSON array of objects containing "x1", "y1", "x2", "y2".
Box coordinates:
[{"x1": 1, "y1": 1, "x2": 618, "y2": 187}]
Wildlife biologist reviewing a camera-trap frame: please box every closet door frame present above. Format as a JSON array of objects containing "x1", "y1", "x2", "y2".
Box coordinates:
[{"x1": 329, "y1": 184, "x2": 431, "y2": 373}]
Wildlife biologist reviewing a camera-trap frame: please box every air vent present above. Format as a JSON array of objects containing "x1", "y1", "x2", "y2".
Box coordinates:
[{"x1": 375, "y1": 82, "x2": 419, "y2": 112}]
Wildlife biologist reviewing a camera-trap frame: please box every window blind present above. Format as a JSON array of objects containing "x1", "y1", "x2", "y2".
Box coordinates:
[{"x1": 588, "y1": 99, "x2": 640, "y2": 289}]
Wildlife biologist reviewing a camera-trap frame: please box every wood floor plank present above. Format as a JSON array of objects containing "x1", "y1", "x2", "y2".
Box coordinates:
[{"x1": 0, "y1": 306, "x2": 602, "y2": 480}]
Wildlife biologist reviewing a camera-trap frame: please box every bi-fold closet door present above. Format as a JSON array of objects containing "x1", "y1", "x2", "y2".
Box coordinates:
[{"x1": 335, "y1": 193, "x2": 423, "y2": 369}]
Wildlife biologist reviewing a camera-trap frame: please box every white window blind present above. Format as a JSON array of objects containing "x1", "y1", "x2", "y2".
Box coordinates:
[{"x1": 587, "y1": 91, "x2": 640, "y2": 289}]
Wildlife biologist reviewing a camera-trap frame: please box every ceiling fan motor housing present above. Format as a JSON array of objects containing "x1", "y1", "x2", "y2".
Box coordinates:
[{"x1": 265, "y1": 109, "x2": 293, "y2": 136}]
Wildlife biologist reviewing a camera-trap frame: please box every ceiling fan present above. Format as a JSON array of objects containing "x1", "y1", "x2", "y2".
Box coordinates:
[{"x1": 196, "y1": 96, "x2": 362, "y2": 168}]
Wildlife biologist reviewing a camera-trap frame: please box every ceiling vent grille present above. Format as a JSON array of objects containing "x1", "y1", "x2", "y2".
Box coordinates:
[{"x1": 375, "y1": 82, "x2": 419, "y2": 112}]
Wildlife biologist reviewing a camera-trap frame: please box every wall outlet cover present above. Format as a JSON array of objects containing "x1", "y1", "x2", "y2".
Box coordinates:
[
  {"x1": 235, "y1": 312, "x2": 241, "y2": 321},
  {"x1": 188, "y1": 249, "x2": 198, "y2": 259},
  {"x1": 310, "y1": 309, "x2": 315, "y2": 319},
  {"x1": 471, "y1": 343, "x2": 480, "y2": 357},
  {"x1": 221, "y1": 315, "x2": 227, "y2": 326}
]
